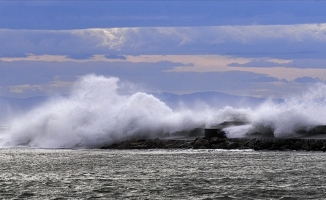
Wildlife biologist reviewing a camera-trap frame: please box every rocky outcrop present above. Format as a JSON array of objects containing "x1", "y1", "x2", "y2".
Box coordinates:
[
  {"x1": 100, "y1": 137, "x2": 326, "y2": 151},
  {"x1": 205, "y1": 122, "x2": 326, "y2": 140},
  {"x1": 100, "y1": 123, "x2": 326, "y2": 151}
]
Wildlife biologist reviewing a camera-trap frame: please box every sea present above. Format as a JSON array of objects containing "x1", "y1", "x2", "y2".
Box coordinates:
[{"x1": 1, "y1": 148, "x2": 325, "y2": 199}]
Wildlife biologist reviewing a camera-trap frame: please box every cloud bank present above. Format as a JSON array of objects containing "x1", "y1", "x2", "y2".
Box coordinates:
[
  {"x1": 1, "y1": 24, "x2": 326, "y2": 98},
  {"x1": 2, "y1": 24, "x2": 326, "y2": 59}
]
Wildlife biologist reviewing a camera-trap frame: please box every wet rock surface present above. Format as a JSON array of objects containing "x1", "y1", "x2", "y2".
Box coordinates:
[
  {"x1": 100, "y1": 137, "x2": 326, "y2": 151},
  {"x1": 100, "y1": 123, "x2": 326, "y2": 151}
]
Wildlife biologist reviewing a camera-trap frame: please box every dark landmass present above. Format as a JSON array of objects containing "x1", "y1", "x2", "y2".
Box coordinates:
[
  {"x1": 100, "y1": 137, "x2": 326, "y2": 151},
  {"x1": 101, "y1": 123, "x2": 326, "y2": 151}
]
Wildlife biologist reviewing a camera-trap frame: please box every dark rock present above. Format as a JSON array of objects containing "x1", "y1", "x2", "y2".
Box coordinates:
[
  {"x1": 209, "y1": 138, "x2": 229, "y2": 149},
  {"x1": 301, "y1": 144, "x2": 310, "y2": 151},
  {"x1": 209, "y1": 137, "x2": 227, "y2": 146},
  {"x1": 291, "y1": 141, "x2": 302, "y2": 150},
  {"x1": 164, "y1": 143, "x2": 176, "y2": 149},
  {"x1": 210, "y1": 144, "x2": 220, "y2": 149},
  {"x1": 153, "y1": 139, "x2": 165, "y2": 148},
  {"x1": 269, "y1": 143, "x2": 281, "y2": 150},
  {"x1": 218, "y1": 142, "x2": 229, "y2": 149},
  {"x1": 191, "y1": 137, "x2": 200, "y2": 145},
  {"x1": 193, "y1": 138, "x2": 209, "y2": 149},
  {"x1": 99, "y1": 136, "x2": 326, "y2": 152},
  {"x1": 260, "y1": 142, "x2": 274, "y2": 150},
  {"x1": 279, "y1": 145, "x2": 290, "y2": 151},
  {"x1": 245, "y1": 141, "x2": 256, "y2": 149},
  {"x1": 227, "y1": 142, "x2": 240, "y2": 149},
  {"x1": 310, "y1": 142, "x2": 323, "y2": 151},
  {"x1": 321, "y1": 146, "x2": 326, "y2": 152},
  {"x1": 209, "y1": 137, "x2": 219, "y2": 144},
  {"x1": 253, "y1": 146, "x2": 261, "y2": 150},
  {"x1": 177, "y1": 142, "x2": 192, "y2": 149},
  {"x1": 283, "y1": 140, "x2": 293, "y2": 146}
]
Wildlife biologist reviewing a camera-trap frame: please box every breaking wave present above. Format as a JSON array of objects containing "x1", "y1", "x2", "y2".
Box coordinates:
[
  {"x1": 1, "y1": 75, "x2": 326, "y2": 148},
  {"x1": 224, "y1": 83, "x2": 326, "y2": 138},
  {"x1": 0, "y1": 75, "x2": 239, "y2": 148}
]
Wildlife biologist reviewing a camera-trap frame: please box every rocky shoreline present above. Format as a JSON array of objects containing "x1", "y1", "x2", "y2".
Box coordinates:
[{"x1": 101, "y1": 137, "x2": 326, "y2": 151}]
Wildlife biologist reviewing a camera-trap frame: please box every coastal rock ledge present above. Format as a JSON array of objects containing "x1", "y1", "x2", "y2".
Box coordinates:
[{"x1": 100, "y1": 137, "x2": 326, "y2": 151}]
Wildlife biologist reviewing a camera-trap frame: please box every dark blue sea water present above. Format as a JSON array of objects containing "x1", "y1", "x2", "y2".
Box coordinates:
[{"x1": 0, "y1": 148, "x2": 325, "y2": 199}]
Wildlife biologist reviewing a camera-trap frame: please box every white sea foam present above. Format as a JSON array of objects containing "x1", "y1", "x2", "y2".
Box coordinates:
[
  {"x1": 1, "y1": 75, "x2": 326, "y2": 148},
  {"x1": 224, "y1": 83, "x2": 326, "y2": 138},
  {"x1": 0, "y1": 75, "x2": 234, "y2": 148}
]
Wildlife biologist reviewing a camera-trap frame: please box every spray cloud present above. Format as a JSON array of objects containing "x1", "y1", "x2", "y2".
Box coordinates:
[{"x1": 1, "y1": 75, "x2": 326, "y2": 148}]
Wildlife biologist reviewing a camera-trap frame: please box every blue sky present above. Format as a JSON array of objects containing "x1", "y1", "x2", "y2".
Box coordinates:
[{"x1": 1, "y1": 1, "x2": 326, "y2": 98}]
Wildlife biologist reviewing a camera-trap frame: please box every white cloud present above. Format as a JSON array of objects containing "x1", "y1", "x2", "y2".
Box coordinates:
[
  {"x1": 2, "y1": 24, "x2": 326, "y2": 58},
  {"x1": 71, "y1": 28, "x2": 127, "y2": 50},
  {"x1": 2, "y1": 54, "x2": 326, "y2": 83},
  {"x1": 0, "y1": 56, "x2": 323, "y2": 98},
  {"x1": 9, "y1": 85, "x2": 39, "y2": 94},
  {"x1": 2, "y1": 24, "x2": 326, "y2": 98},
  {"x1": 215, "y1": 24, "x2": 326, "y2": 43},
  {"x1": 8, "y1": 81, "x2": 73, "y2": 95}
]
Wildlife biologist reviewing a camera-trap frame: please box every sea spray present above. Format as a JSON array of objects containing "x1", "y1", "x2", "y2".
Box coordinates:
[
  {"x1": 2, "y1": 75, "x2": 326, "y2": 148},
  {"x1": 224, "y1": 83, "x2": 326, "y2": 138},
  {"x1": 0, "y1": 75, "x2": 237, "y2": 148}
]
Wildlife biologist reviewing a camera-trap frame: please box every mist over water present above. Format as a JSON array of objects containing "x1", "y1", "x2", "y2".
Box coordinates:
[{"x1": 1, "y1": 75, "x2": 326, "y2": 148}]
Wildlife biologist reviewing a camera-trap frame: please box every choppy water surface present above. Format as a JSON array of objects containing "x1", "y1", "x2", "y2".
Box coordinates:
[{"x1": 0, "y1": 149, "x2": 326, "y2": 199}]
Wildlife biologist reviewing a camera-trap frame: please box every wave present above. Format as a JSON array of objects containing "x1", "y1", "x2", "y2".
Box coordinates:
[{"x1": 0, "y1": 75, "x2": 326, "y2": 148}]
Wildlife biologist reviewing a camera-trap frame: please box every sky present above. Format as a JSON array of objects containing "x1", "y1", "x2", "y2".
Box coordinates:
[{"x1": 1, "y1": 1, "x2": 326, "y2": 98}]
